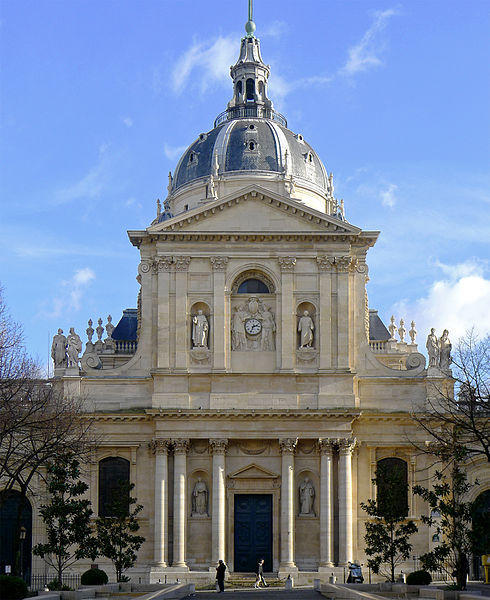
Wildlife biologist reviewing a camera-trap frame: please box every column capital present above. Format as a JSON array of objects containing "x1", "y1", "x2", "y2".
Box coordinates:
[
  {"x1": 318, "y1": 438, "x2": 335, "y2": 456},
  {"x1": 174, "y1": 256, "x2": 191, "y2": 271},
  {"x1": 338, "y1": 437, "x2": 357, "y2": 455},
  {"x1": 279, "y1": 438, "x2": 298, "y2": 454},
  {"x1": 172, "y1": 438, "x2": 190, "y2": 454},
  {"x1": 149, "y1": 438, "x2": 171, "y2": 455},
  {"x1": 316, "y1": 256, "x2": 336, "y2": 271},
  {"x1": 210, "y1": 256, "x2": 229, "y2": 271},
  {"x1": 138, "y1": 259, "x2": 153, "y2": 275},
  {"x1": 155, "y1": 256, "x2": 173, "y2": 272},
  {"x1": 209, "y1": 438, "x2": 228, "y2": 454},
  {"x1": 278, "y1": 256, "x2": 296, "y2": 272}
]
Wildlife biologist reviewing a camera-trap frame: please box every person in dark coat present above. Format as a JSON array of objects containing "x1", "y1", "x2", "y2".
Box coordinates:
[{"x1": 216, "y1": 559, "x2": 227, "y2": 592}]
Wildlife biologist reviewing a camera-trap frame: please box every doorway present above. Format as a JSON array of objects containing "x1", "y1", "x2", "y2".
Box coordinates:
[{"x1": 234, "y1": 494, "x2": 272, "y2": 572}]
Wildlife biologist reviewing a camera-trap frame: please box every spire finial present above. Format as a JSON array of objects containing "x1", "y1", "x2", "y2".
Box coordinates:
[{"x1": 245, "y1": 0, "x2": 256, "y2": 37}]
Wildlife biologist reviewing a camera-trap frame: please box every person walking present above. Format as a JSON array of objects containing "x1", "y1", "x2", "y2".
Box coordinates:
[
  {"x1": 255, "y1": 559, "x2": 268, "y2": 588},
  {"x1": 216, "y1": 559, "x2": 227, "y2": 593}
]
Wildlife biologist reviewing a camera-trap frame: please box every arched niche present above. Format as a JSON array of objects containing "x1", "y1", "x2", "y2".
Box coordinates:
[
  {"x1": 472, "y1": 489, "x2": 490, "y2": 558},
  {"x1": 296, "y1": 469, "x2": 318, "y2": 517},
  {"x1": 0, "y1": 490, "x2": 32, "y2": 582},
  {"x1": 297, "y1": 301, "x2": 317, "y2": 349},
  {"x1": 190, "y1": 302, "x2": 211, "y2": 350},
  {"x1": 98, "y1": 456, "x2": 130, "y2": 517},
  {"x1": 190, "y1": 469, "x2": 210, "y2": 517}
]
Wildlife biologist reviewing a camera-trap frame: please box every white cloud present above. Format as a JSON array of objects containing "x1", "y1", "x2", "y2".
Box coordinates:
[
  {"x1": 122, "y1": 117, "x2": 133, "y2": 128},
  {"x1": 171, "y1": 35, "x2": 237, "y2": 94},
  {"x1": 341, "y1": 8, "x2": 399, "y2": 76},
  {"x1": 55, "y1": 144, "x2": 112, "y2": 204},
  {"x1": 164, "y1": 142, "x2": 188, "y2": 161},
  {"x1": 42, "y1": 267, "x2": 96, "y2": 319},
  {"x1": 261, "y1": 20, "x2": 288, "y2": 39},
  {"x1": 392, "y1": 260, "x2": 490, "y2": 346},
  {"x1": 380, "y1": 183, "x2": 397, "y2": 207}
]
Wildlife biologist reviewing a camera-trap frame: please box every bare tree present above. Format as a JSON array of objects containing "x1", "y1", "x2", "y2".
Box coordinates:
[
  {"x1": 0, "y1": 285, "x2": 94, "y2": 575},
  {"x1": 413, "y1": 330, "x2": 490, "y2": 463}
]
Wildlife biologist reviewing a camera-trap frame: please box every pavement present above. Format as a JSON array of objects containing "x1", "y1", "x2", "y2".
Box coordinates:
[
  {"x1": 193, "y1": 589, "x2": 321, "y2": 600},
  {"x1": 466, "y1": 583, "x2": 490, "y2": 597}
]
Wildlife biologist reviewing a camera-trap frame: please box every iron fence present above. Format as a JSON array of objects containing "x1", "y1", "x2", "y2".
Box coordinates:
[{"x1": 30, "y1": 574, "x2": 81, "y2": 591}]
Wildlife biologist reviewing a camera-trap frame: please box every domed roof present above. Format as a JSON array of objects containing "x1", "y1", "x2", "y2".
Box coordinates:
[
  {"x1": 172, "y1": 117, "x2": 328, "y2": 193},
  {"x1": 165, "y1": 15, "x2": 339, "y2": 218}
]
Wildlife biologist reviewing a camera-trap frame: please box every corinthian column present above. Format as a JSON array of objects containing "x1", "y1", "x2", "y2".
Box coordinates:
[
  {"x1": 172, "y1": 439, "x2": 189, "y2": 568},
  {"x1": 210, "y1": 438, "x2": 228, "y2": 563},
  {"x1": 150, "y1": 439, "x2": 170, "y2": 566},
  {"x1": 338, "y1": 438, "x2": 356, "y2": 565},
  {"x1": 279, "y1": 438, "x2": 297, "y2": 571},
  {"x1": 318, "y1": 438, "x2": 334, "y2": 567}
]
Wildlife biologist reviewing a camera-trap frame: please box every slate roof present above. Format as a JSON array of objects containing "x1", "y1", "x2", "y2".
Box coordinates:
[{"x1": 369, "y1": 309, "x2": 390, "y2": 341}]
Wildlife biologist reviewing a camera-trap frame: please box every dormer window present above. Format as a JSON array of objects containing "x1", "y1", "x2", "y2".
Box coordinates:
[{"x1": 187, "y1": 151, "x2": 199, "y2": 167}]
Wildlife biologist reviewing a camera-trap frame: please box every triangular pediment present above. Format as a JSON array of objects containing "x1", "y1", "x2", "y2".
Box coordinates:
[
  {"x1": 228, "y1": 463, "x2": 279, "y2": 479},
  {"x1": 148, "y1": 186, "x2": 361, "y2": 235}
]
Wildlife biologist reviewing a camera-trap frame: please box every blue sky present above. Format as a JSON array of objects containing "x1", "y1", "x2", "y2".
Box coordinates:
[{"x1": 1, "y1": 0, "x2": 489, "y2": 372}]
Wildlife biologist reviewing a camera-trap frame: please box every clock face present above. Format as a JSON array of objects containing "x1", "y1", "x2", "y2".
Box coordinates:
[{"x1": 245, "y1": 318, "x2": 262, "y2": 336}]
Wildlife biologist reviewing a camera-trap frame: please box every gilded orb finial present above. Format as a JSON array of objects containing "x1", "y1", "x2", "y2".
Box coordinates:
[{"x1": 245, "y1": 0, "x2": 256, "y2": 37}]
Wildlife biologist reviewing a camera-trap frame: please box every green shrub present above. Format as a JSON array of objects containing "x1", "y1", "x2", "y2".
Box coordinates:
[
  {"x1": 406, "y1": 570, "x2": 432, "y2": 585},
  {"x1": 80, "y1": 569, "x2": 109, "y2": 586},
  {"x1": 0, "y1": 575, "x2": 28, "y2": 599},
  {"x1": 46, "y1": 579, "x2": 72, "y2": 591}
]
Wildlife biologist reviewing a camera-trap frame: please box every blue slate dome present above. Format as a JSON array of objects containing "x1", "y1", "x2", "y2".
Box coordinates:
[
  {"x1": 172, "y1": 117, "x2": 328, "y2": 193},
  {"x1": 169, "y1": 28, "x2": 330, "y2": 199}
]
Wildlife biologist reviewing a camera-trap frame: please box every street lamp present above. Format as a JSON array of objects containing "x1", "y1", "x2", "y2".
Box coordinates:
[{"x1": 19, "y1": 526, "x2": 26, "y2": 581}]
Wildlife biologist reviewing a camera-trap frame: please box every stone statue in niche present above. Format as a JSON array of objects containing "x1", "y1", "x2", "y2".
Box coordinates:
[
  {"x1": 231, "y1": 297, "x2": 276, "y2": 351},
  {"x1": 51, "y1": 328, "x2": 67, "y2": 368},
  {"x1": 192, "y1": 310, "x2": 209, "y2": 348},
  {"x1": 299, "y1": 477, "x2": 315, "y2": 516},
  {"x1": 298, "y1": 310, "x2": 314, "y2": 348},
  {"x1": 426, "y1": 328, "x2": 439, "y2": 367},
  {"x1": 191, "y1": 477, "x2": 208, "y2": 516},
  {"x1": 439, "y1": 329, "x2": 452, "y2": 370},
  {"x1": 66, "y1": 328, "x2": 82, "y2": 368}
]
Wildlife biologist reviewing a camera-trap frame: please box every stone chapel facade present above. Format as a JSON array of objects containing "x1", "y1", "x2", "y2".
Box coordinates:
[{"x1": 36, "y1": 11, "x2": 489, "y2": 585}]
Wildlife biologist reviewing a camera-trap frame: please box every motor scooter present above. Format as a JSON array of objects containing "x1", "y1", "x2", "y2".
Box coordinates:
[{"x1": 347, "y1": 562, "x2": 364, "y2": 583}]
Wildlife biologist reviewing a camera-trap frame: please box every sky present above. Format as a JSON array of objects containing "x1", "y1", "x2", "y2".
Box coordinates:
[{"x1": 1, "y1": 0, "x2": 489, "y2": 373}]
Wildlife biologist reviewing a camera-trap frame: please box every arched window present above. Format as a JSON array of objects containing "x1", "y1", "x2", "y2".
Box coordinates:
[
  {"x1": 249, "y1": 141, "x2": 255, "y2": 151},
  {"x1": 376, "y1": 457, "x2": 408, "y2": 518},
  {"x1": 246, "y1": 78, "x2": 255, "y2": 101},
  {"x1": 236, "y1": 80, "x2": 242, "y2": 96},
  {"x1": 237, "y1": 278, "x2": 270, "y2": 294},
  {"x1": 99, "y1": 457, "x2": 130, "y2": 517}
]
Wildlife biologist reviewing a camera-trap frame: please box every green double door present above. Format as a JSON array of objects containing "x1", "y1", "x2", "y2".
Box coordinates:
[{"x1": 234, "y1": 494, "x2": 272, "y2": 572}]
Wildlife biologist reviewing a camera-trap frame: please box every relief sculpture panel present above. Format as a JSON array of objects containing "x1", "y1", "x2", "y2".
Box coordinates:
[{"x1": 231, "y1": 296, "x2": 276, "y2": 352}]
